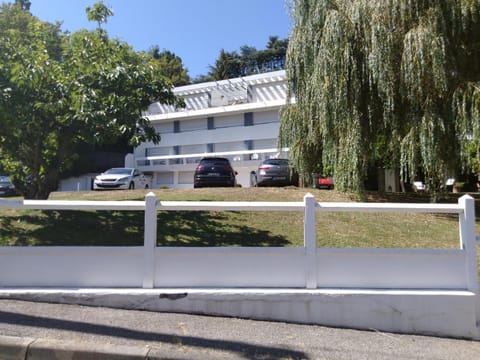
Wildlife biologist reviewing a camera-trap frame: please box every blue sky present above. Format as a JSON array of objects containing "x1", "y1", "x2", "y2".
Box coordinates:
[{"x1": 29, "y1": 0, "x2": 292, "y2": 79}]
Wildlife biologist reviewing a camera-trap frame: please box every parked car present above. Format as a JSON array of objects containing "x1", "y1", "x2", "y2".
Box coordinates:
[
  {"x1": 445, "y1": 178, "x2": 455, "y2": 192},
  {"x1": 250, "y1": 158, "x2": 298, "y2": 187},
  {"x1": 93, "y1": 168, "x2": 150, "y2": 190},
  {"x1": 194, "y1": 157, "x2": 237, "y2": 188},
  {"x1": 0, "y1": 176, "x2": 17, "y2": 197},
  {"x1": 315, "y1": 175, "x2": 334, "y2": 190},
  {"x1": 412, "y1": 181, "x2": 425, "y2": 192}
]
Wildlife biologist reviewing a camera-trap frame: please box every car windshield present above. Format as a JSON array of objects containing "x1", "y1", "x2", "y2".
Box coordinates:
[
  {"x1": 0, "y1": 176, "x2": 11, "y2": 183},
  {"x1": 200, "y1": 159, "x2": 230, "y2": 166},
  {"x1": 104, "y1": 168, "x2": 133, "y2": 175},
  {"x1": 264, "y1": 159, "x2": 289, "y2": 166}
]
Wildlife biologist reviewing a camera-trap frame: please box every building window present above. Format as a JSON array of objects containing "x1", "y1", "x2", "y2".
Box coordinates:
[
  {"x1": 141, "y1": 148, "x2": 150, "y2": 166},
  {"x1": 174, "y1": 120, "x2": 180, "y2": 133},
  {"x1": 171, "y1": 145, "x2": 181, "y2": 164},
  {"x1": 207, "y1": 117, "x2": 214, "y2": 130},
  {"x1": 244, "y1": 140, "x2": 253, "y2": 161},
  {"x1": 244, "y1": 112, "x2": 253, "y2": 126},
  {"x1": 207, "y1": 143, "x2": 214, "y2": 153}
]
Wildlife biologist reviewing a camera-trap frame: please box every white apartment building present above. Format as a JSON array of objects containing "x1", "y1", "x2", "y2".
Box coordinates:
[{"x1": 126, "y1": 70, "x2": 289, "y2": 188}]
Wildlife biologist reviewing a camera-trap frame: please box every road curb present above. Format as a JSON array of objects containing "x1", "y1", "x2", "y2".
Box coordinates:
[
  {"x1": 0, "y1": 335, "x2": 151, "y2": 359},
  {"x1": 0, "y1": 335, "x2": 34, "y2": 360},
  {"x1": 2, "y1": 287, "x2": 478, "y2": 340}
]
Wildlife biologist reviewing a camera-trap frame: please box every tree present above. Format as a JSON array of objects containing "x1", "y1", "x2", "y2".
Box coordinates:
[
  {"x1": 14, "y1": 0, "x2": 30, "y2": 11},
  {"x1": 203, "y1": 37, "x2": 289, "y2": 81},
  {"x1": 259, "y1": 35, "x2": 288, "y2": 72},
  {"x1": 280, "y1": 0, "x2": 480, "y2": 193},
  {"x1": 0, "y1": 2, "x2": 182, "y2": 199},
  {"x1": 85, "y1": 0, "x2": 113, "y2": 27},
  {"x1": 266, "y1": 36, "x2": 288, "y2": 54},
  {"x1": 208, "y1": 49, "x2": 242, "y2": 81},
  {"x1": 147, "y1": 46, "x2": 190, "y2": 86},
  {"x1": 191, "y1": 73, "x2": 214, "y2": 84}
]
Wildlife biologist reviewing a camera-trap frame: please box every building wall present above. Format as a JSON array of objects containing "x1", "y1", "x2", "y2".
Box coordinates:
[{"x1": 57, "y1": 174, "x2": 96, "y2": 192}]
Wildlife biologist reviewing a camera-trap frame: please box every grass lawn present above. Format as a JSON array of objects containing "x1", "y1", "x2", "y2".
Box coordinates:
[{"x1": 0, "y1": 187, "x2": 478, "y2": 249}]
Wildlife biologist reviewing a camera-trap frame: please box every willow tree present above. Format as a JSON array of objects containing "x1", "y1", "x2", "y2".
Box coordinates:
[{"x1": 280, "y1": 0, "x2": 480, "y2": 193}]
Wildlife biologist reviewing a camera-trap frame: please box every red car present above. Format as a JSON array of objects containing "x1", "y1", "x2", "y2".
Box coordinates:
[{"x1": 315, "y1": 176, "x2": 334, "y2": 190}]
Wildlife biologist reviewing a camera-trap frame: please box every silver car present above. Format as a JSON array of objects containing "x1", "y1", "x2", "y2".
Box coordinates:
[
  {"x1": 93, "y1": 168, "x2": 150, "y2": 190},
  {"x1": 250, "y1": 158, "x2": 298, "y2": 187}
]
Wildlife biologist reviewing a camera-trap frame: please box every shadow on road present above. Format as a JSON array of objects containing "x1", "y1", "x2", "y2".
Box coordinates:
[{"x1": 0, "y1": 310, "x2": 309, "y2": 359}]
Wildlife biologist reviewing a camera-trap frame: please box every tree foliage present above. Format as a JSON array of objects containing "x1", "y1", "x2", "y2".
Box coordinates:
[
  {"x1": 14, "y1": 0, "x2": 30, "y2": 11},
  {"x1": 280, "y1": 0, "x2": 480, "y2": 193},
  {"x1": 197, "y1": 36, "x2": 289, "y2": 82},
  {"x1": 0, "y1": 2, "x2": 181, "y2": 199},
  {"x1": 147, "y1": 46, "x2": 190, "y2": 86},
  {"x1": 85, "y1": 0, "x2": 113, "y2": 27},
  {"x1": 208, "y1": 49, "x2": 243, "y2": 81}
]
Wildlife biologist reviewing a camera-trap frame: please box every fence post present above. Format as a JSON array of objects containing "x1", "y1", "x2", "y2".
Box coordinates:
[
  {"x1": 304, "y1": 193, "x2": 317, "y2": 289},
  {"x1": 458, "y1": 195, "x2": 478, "y2": 294},
  {"x1": 143, "y1": 192, "x2": 157, "y2": 289}
]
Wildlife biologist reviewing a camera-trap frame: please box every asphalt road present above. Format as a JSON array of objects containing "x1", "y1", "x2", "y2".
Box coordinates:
[{"x1": 0, "y1": 299, "x2": 479, "y2": 359}]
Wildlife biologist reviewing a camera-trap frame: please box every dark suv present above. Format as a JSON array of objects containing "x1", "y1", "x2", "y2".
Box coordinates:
[{"x1": 194, "y1": 157, "x2": 237, "y2": 188}]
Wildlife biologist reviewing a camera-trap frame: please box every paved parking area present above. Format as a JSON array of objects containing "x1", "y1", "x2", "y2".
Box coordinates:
[{"x1": 0, "y1": 299, "x2": 479, "y2": 359}]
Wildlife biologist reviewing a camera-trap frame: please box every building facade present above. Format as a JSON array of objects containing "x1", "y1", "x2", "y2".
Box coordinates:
[{"x1": 127, "y1": 70, "x2": 289, "y2": 188}]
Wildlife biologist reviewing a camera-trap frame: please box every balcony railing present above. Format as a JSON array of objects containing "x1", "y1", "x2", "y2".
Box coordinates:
[{"x1": 136, "y1": 148, "x2": 290, "y2": 168}]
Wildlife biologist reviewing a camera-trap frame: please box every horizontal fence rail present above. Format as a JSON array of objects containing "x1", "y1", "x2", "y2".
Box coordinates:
[
  {"x1": 314, "y1": 202, "x2": 464, "y2": 213},
  {"x1": 0, "y1": 198, "x2": 466, "y2": 213},
  {"x1": 0, "y1": 193, "x2": 478, "y2": 292},
  {"x1": 0, "y1": 199, "x2": 146, "y2": 211},
  {"x1": 156, "y1": 201, "x2": 305, "y2": 212}
]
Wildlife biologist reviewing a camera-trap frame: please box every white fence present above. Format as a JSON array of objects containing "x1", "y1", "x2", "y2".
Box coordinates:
[{"x1": 0, "y1": 193, "x2": 478, "y2": 292}]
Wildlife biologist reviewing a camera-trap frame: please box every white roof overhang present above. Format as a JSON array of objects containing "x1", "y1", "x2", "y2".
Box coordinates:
[{"x1": 145, "y1": 98, "x2": 288, "y2": 122}]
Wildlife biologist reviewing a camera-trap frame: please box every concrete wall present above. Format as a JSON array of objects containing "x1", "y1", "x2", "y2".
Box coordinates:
[
  {"x1": 0, "y1": 247, "x2": 143, "y2": 287},
  {"x1": 0, "y1": 247, "x2": 469, "y2": 290},
  {"x1": 58, "y1": 174, "x2": 95, "y2": 192}
]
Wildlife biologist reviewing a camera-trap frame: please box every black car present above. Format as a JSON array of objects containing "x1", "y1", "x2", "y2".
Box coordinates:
[
  {"x1": 250, "y1": 158, "x2": 298, "y2": 187},
  {"x1": 194, "y1": 157, "x2": 237, "y2": 188},
  {"x1": 0, "y1": 176, "x2": 17, "y2": 197}
]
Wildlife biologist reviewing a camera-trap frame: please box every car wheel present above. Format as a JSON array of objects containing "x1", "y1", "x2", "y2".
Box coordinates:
[{"x1": 129, "y1": 182, "x2": 135, "y2": 190}]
